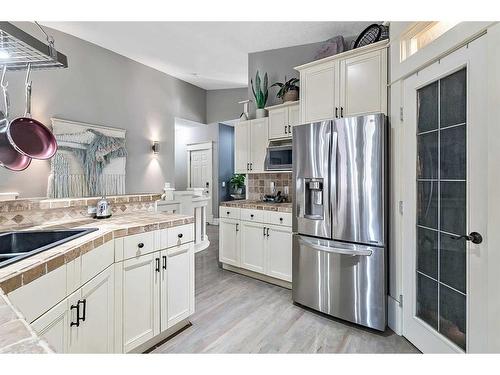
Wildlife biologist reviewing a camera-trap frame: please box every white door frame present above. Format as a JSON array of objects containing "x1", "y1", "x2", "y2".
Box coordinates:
[
  {"x1": 186, "y1": 142, "x2": 213, "y2": 223},
  {"x1": 401, "y1": 37, "x2": 488, "y2": 353}
]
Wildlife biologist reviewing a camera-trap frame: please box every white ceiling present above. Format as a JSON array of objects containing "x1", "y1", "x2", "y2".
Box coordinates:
[{"x1": 43, "y1": 22, "x2": 375, "y2": 90}]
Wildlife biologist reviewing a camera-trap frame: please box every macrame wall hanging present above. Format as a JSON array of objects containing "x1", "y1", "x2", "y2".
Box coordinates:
[{"x1": 47, "y1": 118, "x2": 127, "y2": 198}]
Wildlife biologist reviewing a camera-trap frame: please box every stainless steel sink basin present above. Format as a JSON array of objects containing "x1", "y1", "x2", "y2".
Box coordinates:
[{"x1": 0, "y1": 228, "x2": 98, "y2": 268}]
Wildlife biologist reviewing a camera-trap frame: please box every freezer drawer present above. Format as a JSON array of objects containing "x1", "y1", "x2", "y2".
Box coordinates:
[{"x1": 292, "y1": 234, "x2": 386, "y2": 331}]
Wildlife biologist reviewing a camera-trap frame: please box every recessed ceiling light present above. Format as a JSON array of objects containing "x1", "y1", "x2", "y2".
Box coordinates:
[{"x1": 0, "y1": 50, "x2": 9, "y2": 59}]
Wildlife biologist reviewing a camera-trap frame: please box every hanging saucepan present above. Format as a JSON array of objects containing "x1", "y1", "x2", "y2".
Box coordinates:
[
  {"x1": 0, "y1": 66, "x2": 32, "y2": 171},
  {"x1": 7, "y1": 64, "x2": 58, "y2": 160}
]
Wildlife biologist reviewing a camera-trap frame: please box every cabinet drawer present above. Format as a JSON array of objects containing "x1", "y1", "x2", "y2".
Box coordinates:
[
  {"x1": 240, "y1": 208, "x2": 264, "y2": 223},
  {"x1": 167, "y1": 224, "x2": 193, "y2": 248},
  {"x1": 219, "y1": 206, "x2": 240, "y2": 220},
  {"x1": 123, "y1": 232, "x2": 155, "y2": 260},
  {"x1": 267, "y1": 211, "x2": 292, "y2": 227},
  {"x1": 81, "y1": 240, "x2": 114, "y2": 286}
]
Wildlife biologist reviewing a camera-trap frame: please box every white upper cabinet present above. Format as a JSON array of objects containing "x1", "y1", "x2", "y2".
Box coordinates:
[
  {"x1": 234, "y1": 118, "x2": 269, "y2": 173},
  {"x1": 296, "y1": 40, "x2": 388, "y2": 123},
  {"x1": 300, "y1": 61, "x2": 338, "y2": 123},
  {"x1": 267, "y1": 102, "x2": 300, "y2": 139},
  {"x1": 249, "y1": 118, "x2": 268, "y2": 172},
  {"x1": 234, "y1": 120, "x2": 250, "y2": 173},
  {"x1": 340, "y1": 49, "x2": 388, "y2": 117}
]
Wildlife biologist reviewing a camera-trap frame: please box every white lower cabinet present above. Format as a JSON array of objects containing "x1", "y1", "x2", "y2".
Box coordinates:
[
  {"x1": 240, "y1": 221, "x2": 266, "y2": 273},
  {"x1": 219, "y1": 218, "x2": 240, "y2": 266},
  {"x1": 121, "y1": 251, "x2": 160, "y2": 353},
  {"x1": 219, "y1": 208, "x2": 292, "y2": 283},
  {"x1": 266, "y1": 225, "x2": 293, "y2": 282},
  {"x1": 32, "y1": 268, "x2": 114, "y2": 354},
  {"x1": 163, "y1": 244, "x2": 193, "y2": 328}
]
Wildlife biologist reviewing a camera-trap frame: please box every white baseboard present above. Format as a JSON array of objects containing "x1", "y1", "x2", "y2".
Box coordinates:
[
  {"x1": 222, "y1": 263, "x2": 292, "y2": 289},
  {"x1": 388, "y1": 294, "x2": 403, "y2": 335}
]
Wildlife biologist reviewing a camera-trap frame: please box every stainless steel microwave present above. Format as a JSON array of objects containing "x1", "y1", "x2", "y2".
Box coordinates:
[{"x1": 265, "y1": 141, "x2": 292, "y2": 171}]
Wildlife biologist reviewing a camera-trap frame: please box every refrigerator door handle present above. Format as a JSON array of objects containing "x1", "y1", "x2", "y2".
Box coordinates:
[
  {"x1": 330, "y1": 131, "x2": 338, "y2": 226},
  {"x1": 298, "y1": 237, "x2": 372, "y2": 257}
]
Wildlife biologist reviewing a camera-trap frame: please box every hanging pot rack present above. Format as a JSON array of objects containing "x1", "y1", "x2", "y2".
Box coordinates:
[{"x1": 0, "y1": 21, "x2": 68, "y2": 71}]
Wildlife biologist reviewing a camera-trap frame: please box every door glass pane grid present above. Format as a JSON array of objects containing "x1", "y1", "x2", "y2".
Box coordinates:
[{"x1": 416, "y1": 68, "x2": 467, "y2": 351}]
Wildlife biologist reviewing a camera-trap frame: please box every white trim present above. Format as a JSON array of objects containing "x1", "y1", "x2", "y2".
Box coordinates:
[
  {"x1": 186, "y1": 141, "x2": 213, "y2": 152},
  {"x1": 186, "y1": 143, "x2": 213, "y2": 223}
]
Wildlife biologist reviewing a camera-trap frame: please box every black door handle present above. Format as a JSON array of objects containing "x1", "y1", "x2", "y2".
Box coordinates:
[
  {"x1": 162, "y1": 255, "x2": 167, "y2": 270},
  {"x1": 70, "y1": 303, "x2": 80, "y2": 327},
  {"x1": 155, "y1": 258, "x2": 160, "y2": 272},
  {"x1": 79, "y1": 299, "x2": 86, "y2": 322},
  {"x1": 452, "y1": 232, "x2": 483, "y2": 244}
]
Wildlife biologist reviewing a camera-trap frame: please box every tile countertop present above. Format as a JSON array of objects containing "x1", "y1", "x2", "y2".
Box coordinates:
[
  {"x1": 220, "y1": 200, "x2": 292, "y2": 213},
  {"x1": 0, "y1": 211, "x2": 194, "y2": 354}
]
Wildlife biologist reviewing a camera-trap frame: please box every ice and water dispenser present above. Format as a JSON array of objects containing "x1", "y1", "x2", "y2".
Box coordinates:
[{"x1": 303, "y1": 178, "x2": 324, "y2": 220}]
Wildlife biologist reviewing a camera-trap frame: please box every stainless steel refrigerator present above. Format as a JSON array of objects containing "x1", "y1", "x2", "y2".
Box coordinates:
[{"x1": 292, "y1": 114, "x2": 387, "y2": 331}]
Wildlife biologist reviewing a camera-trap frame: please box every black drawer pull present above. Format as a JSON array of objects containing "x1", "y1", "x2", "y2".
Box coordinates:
[
  {"x1": 138, "y1": 242, "x2": 144, "y2": 248},
  {"x1": 70, "y1": 303, "x2": 80, "y2": 327},
  {"x1": 250, "y1": 214, "x2": 254, "y2": 218},
  {"x1": 155, "y1": 258, "x2": 160, "y2": 272},
  {"x1": 178, "y1": 233, "x2": 183, "y2": 238},
  {"x1": 279, "y1": 217, "x2": 283, "y2": 222},
  {"x1": 227, "y1": 211, "x2": 230, "y2": 215},
  {"x1": 79, "y1": 299, "x2": 86, "y2": 322},
  {"x1": 162, "y1": 255, "x2": 167, "y2": 270}
]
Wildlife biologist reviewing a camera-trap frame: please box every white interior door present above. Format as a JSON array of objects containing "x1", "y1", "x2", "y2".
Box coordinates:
[
  {"x1": 402, "y1": 37, "x2": 488, "y2": 353},
  {"x1": 188, "y1": 146, "x2": 212, "y2": 221}
]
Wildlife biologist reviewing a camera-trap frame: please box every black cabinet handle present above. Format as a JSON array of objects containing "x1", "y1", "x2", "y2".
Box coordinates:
[
  {"x1": 267, "y1": 228, "x2": 270, "y2": 237},
  {"x1": 340, "y1": 107, "x2": 344, "y2": 117},
  {"x1": 226, "y1": 211, "x2": 230, "y2": 215},
  {"x1": 138, "y1": 242, "x2": 144, "y2": 249},
  {"x1": 247, "y1": 163, "x2": 249, "y2": 171},
  {"x1": 70, "y1": 303, "x2": 80, "y2": 327},
  {"x1": 236, "y1": 223, "x2": 239, "y2": 232},
  {"x1": 155, "y1": 258, "x2": 160, "y2": 272},
  {"x1": 335, "y1": 107, "x2": 338, "y2": 118},
  {"x1": 284, "y1": 125, "x2": 287, "y2": 134},
  {"x1": 178, "y1": 233, "x2": 183, "y2": 238},
  {"x1": 288, "y1": 125, "x2": 291, "y2": 133},
  {"x1": 250, "y1": 162, "x2": 253, "y2": 171},
  {"x1": 263, "y1": 227, "x2": 266, "y2": 236},
  {"x1": 79, "y1": 299, "x2": 86, "y2": 322},
  {"x1": 279, "y1": 217, "x2": 283, "y2": 222},
  {"x1": 250, "y1": 214, "x2": 254, "y2": 218},
  {"x1": 162, "y1": 255, "x2": 167, "y2": 270}
]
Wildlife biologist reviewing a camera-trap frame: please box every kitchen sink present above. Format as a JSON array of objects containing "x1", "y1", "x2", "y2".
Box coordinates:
[{"x1": 0, "y1": 228, "x2": 98, "y2": 268}]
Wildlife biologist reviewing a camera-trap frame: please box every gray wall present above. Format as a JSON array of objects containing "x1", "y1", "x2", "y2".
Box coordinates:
[
  {"x1": 0, "y1": 22, "x2": 206, "y2": 198},
  {"x1": 206, "y1": 87, "x2": 248, "y2": 123}
]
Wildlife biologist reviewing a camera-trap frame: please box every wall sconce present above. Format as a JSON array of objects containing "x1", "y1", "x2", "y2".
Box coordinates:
[{"x1": 152, "y1": 141, "x2": 160, "y2": 155}]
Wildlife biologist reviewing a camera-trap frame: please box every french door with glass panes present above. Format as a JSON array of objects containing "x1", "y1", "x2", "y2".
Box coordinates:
[{"x1": 402, "y1": 36, "x2": 488, "y2": 353}]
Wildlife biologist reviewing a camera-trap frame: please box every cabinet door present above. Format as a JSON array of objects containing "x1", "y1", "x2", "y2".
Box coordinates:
[
  {"x1": 340, "y1": 49, "x2": 387, "y2": 117},
  {"x1": 266, "y1": 225, "x2": 292, "y2": 282},
  {"x1": 249, "y1": 118, "x2": 269, "y2": 172},
  {"x1": 268, "y1": 107, "x2": 289, "y2": 139},
  {"x1": 78, "y1": 266, "x2": 115, "y2": 353},
  {"x1": 219, "y1": 219, "x2": 240, "y2": 266},
  {"x1": 288, "y1": 103, "x2": 300, "y2": 127},
  {"x1": 235, "y1": 120, "x2": 250, "y2": 173},
  {"x1": 163, "y1": 244, "x2": 193, "y2": 329},
  {"x1": 240, "y1": 221, "x2": 266, "y2": 274},
  {"x1": 31, "y1": 296, "x2": 70, "y2": 353},
  {"x1": 301, "y1": 61, "x2": 338, "y2": 123},
  {"x1": 121, "y1": 251, "x2": 160, "y2": 353}
]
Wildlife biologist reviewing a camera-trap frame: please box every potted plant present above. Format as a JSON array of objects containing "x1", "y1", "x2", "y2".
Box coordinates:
[
  {"x1": 251, "y1": 71, "x2": 269, "y2": 118},
  {"x1": 229, "y1": 173, "x2": 246, "y2": 196},
  {"x1": 271, "y1": 76, "x2": 300, "y2": 103}
]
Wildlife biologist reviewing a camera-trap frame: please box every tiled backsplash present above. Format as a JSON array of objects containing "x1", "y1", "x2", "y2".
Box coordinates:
[
  {"x1": 247, "y1": 173, "x2": 293, "y2": 201},
  {"x1": 0, "y1": 194, "x2": 161, "y2": 231}
]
